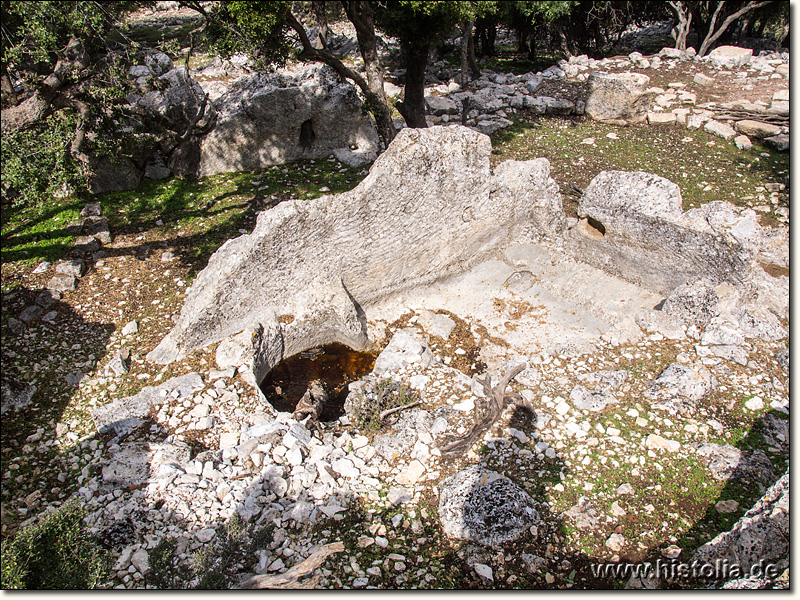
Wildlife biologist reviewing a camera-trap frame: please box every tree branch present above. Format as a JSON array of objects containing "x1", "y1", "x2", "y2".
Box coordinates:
[
  {"x1": 285, "y1": 11, "x2": 371, "y2": 94},
  {"x1": 698, "y1": 1, "x2": 771, "y2": 56},
  {"x1": 380, "y1": 400, "x2": 421, "y2": 421},
  {"x1": 237, "y1": 542, "x2": 345, "y2": 589},
  {"x1": 1, "y1": 38, "x2": 89, "y2": 133},
  {"x1": 69, "y1": 99, "x2": 91, "y2": 166}
]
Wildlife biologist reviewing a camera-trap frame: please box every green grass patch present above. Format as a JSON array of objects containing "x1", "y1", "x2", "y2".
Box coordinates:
[
  {"x1": 2, "y1": 158, "x2": 368, "y2": 289},
  {"x1": 490, "y1": 114, "x2": 789, "y2": 219},
  {"x1": 1, "y1": 199, "x2": 83, "y2": 280}
]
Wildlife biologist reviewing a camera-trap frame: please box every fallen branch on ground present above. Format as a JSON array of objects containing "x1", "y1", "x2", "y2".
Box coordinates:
[
  {"x1": 237, "y1": 541, "x2": 345, "y2": 589},
  {"x1": 379, "y1": 400, "x2": 421, "y2": 421},
  {"x1": 439, "y1": 362, "x2": 528, "y2": 459}
]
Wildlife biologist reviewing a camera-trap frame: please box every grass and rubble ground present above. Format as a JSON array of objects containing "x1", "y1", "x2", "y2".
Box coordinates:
[{"x1": 1, "y1": 56, "x2": 790, "y2": 589}]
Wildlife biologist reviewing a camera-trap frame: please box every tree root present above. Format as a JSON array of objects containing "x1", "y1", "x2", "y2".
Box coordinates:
[{"x1": 292, "y1": 380, "x2": 328, "y2": 429}]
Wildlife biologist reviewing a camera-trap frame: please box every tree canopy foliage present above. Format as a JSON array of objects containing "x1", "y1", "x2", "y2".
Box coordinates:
[{"x1": 1, "y1": 1, "x2": 147, "y2": 206}]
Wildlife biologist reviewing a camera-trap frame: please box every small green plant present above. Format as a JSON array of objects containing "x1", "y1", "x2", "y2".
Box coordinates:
[
  {"x1": 193, "y1": 522, "x2": 240, "y2": 589},
  {"x1": 192, "y1": 512, "x2": 272, "y2": 590},
  {"x1": 147, "y1": 537, "x2": 186, "y2": 590},
  {"x1": 0, "y1": 499, "x2": 109, "y2": 589},
  {"x1": 349, "y1": 378, "x2": 418, "y2": 433}
]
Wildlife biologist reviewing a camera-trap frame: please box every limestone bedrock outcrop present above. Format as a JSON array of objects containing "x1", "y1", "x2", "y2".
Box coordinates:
[
  {"x1": 564, "y1": 171, "x2": 780, "y2": 298},
  {"x1": 148, "y1": 125, "x2": 565, "y2": 380},
  {"x1": 199, "y1": 64, "x2": 379, "y2": 175},
  {"x1": 692, "y1": 469, "x2": 788, "y2": 574}
]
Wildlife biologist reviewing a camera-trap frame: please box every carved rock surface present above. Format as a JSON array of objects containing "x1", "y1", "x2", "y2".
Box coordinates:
[
  {"x1": 565, "y1": 172, "x2": 756, "y2": 295},
  {"x1": 148, "y1": 126, "x2": 565, "y2": 367}
]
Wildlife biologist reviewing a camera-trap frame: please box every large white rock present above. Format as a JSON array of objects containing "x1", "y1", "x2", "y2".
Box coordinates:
[
  {"x1": 734, "y1": 120, "x2": 782, "y2": 140},
  {"x1": 148, "y1": 126, "x2": 565, "y2": 371},
  {"x1": 425, "y1": 95, "x2": 458, "y2": 116},
  {"x1": 707, "y1": 45, "x2": 753, "y2": 68},
  {"x1": 585, "y1": 72, "x2": 654, "y2": 123},
  {"x1": 564, "y1": 172, "x2": 760, "y2": 295},
  {"x1": 198, "y1": 64, "x2": 379, "y2": 176},
  {"x1": 645, "y1": 362, "x2": 718, "y2": 402},
  {"x1": 438, "y1": 465, "x2": 539, "y2": 547}
]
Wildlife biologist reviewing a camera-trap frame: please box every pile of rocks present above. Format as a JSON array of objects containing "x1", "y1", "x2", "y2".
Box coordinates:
[
  {"x1": 69, "y1": 287, "x2": 788, "y2": 588},
  {"x1": 414, "y1": 44, "x2": 788, "y2": 152},
  {"x1": 6, "y1": 203, "x2": 113, "y2": 337}
]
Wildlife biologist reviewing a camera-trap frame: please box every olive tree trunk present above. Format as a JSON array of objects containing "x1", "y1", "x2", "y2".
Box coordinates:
[{"x1": 396, "y1": 42, "x2": 429, "y2": 128}]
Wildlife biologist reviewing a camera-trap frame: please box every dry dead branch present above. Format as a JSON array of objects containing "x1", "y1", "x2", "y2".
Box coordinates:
[
  {"x1": 439, "y1": 362, "x2": 527, "y2": 459},
  {"x1": 379, "y1": 400, "x2": 421, "y2": 421},
  {"x1": 237, "y1": 541, "x2": 345, "y2": 589}
]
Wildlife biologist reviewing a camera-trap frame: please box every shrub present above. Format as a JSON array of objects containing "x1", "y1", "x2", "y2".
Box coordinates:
[
  {"x1": 0, "y1": 499, "x2": 109, "y2": 589},
  {"x1": 1, "y1": 111, "x2": 88, "y2": 209},
  {"x1": 347, "y1": 377, "x2": 418, "y2": 433}
]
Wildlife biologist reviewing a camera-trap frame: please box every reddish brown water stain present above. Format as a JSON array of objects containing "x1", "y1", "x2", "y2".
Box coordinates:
[{"x1": 259, "y1": 343, "x2": 377, "y2": 421}]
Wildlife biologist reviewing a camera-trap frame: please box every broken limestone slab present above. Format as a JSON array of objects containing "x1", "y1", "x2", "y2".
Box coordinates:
[
  {"x1": 1, "y1": 376, "x2": 37, "y2": 415},
  {"x1": 569, "y1": 385, "x2": 618, "y2": 411},
  {"x1": 645, "y1": 362, "x2": 718, "y2": 402},
  {"x1": 416, "y1": 310, "x2": 456, "y2": 339},
  {"x1": 425, "y1": 95, "x2": 458, "y2": 116},
  {"x1": 647, "y1": 112, "x2": 676, "y2": 125},
  {"x1": 372, "y1": 329, "x2": 433, "y2": 376},
  {"x1": 148, "y1": 126, "x2": 565, "y2": 372},
  {"x1": 102, "y1": 442, "x2": 152, "y2": 486},
  {"x1": 662, "y1": 279, "x2": 719, "y2": 327},
  {"x1": 693, "y1": 73, "x2": 714, "y2": 86},
  {"x1": 763, "y1": 134, "x2": 789, "y2": 152},
  {"x1": 47, "y1": 274, "x2": 78, "y2": 292},
  {"x1": 734, "y1": 120, "x2": 781, "y2": 140},
  {"x1": 564, "y1": 171, "x2": 758, "y2": 296},
  {"x1": 704, "y1": 119, "x2": 737, "y2": 141},
  {"x1": 695, "y1": 443, "x2": 776, "y2": 485},
  {"x1": 734, "y1": 135, "x2": 752, "y2": 151},
  {"x1": 635, "y1": 309, "x2": 686, "y2": 340}
]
